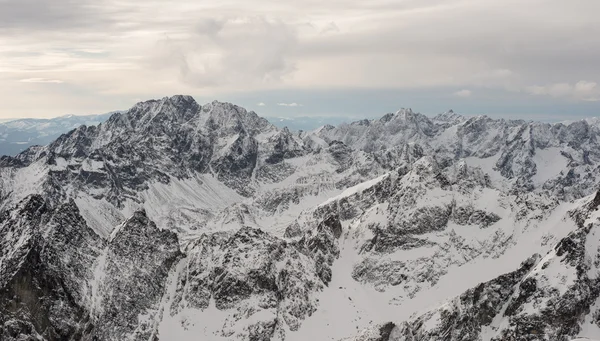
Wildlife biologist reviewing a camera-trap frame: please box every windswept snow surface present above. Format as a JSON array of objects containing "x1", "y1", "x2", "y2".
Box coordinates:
[
  {"x1": 319, "y1": 173, "x2": 389, "y2": 207},
  {"x1": 74, "y1": 174, "x2": 244, "y2": 238},
  {"x1": 289, "y1": 198, "x2": 581, "y2": 341},
  {"x1": 532, "y1": 147, "x2": 570, "y2": 185}
]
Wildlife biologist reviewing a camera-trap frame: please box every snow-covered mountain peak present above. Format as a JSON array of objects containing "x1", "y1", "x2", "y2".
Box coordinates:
[
  {"x1": 395, "y1": 107, "x2": 415, "y2": 118},
  {"x1": 389, "y1": 108, "x2": 431, "y2": 126},
  {"x1": 4, "y1": 95, "x2": 600, "y2": 341},
  {"x1": 377, "y1": 108, "x2": 419, "y2": 124},
  {"x1": 104, "y1": 95, "x2": 200, "y2": 132},
  {"x1": 432, "y1": 109, "x2": 468, "y2": 125},
  {"x1": 202, "y1": 99, "x2": 275, "y2": 137}
]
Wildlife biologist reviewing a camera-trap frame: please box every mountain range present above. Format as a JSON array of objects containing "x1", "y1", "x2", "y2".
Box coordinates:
[
  {"x1": 0, "y1": 113, "x2": 349, "y2": 157},
  {"x1": 1, "y1": 95, "x2": 600, "y2": 341},
  {"x1": 0, "y1": 113, "x2": 115, "y2": 156}
]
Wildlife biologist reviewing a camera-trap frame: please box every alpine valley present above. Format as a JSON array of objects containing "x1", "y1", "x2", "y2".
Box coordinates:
[{"x1": 2, "y1": 95, "x2": 600, "y2": 341}]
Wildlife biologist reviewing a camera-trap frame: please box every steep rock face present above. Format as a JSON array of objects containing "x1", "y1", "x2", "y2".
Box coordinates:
[
  {"x1": 0, "y1": 96, "x2": 309, "y2": 239},
  {"x1": 311, "y1": 157, "x2": 513, "y2": 295},
  {"x1": 0, "y1": 196, "x2": 104, "y2": 341},
  {"x1": 314, "y1": 172, "x2": 394, "y2": 221},
  {"x1": 0, "y1": 97, "x2": 279, "y2": 227},
  {"x1": 296, "y1": 214, "x2": 342, "y2": 284},
  {"x1": 0, "y1": 199, "x2": 183, "y2": 341},
  {"x1": 163, "y1": 215, "x2": 341, "y2": 340},
  {"x1": 89, "y1": 210, "x2": 182, "y2": 341},
  {"x1": 263, "y1": 127, "x2": 306, "y2": 164},
  {"x1": 210, "y1": 130, "x2": 259, "y2": 196},
  {"x1": 1, "y1": 96, "x2": 598, "y2": 240},
  {"x1": 42, "y1": 96, "x2": 272, "y2": 200}
]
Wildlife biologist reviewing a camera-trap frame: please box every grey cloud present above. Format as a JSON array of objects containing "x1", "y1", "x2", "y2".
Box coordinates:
[
  {"x1": 153, "y1": 16, "x2": 298, "y2": 87},
  {"x1": 195, "y1": 18, "x2": 225, "y2": 37},
  {"x1": 5, "y1": 0, "x2": 599, "y2": 89},
  {"x1": 2, "y1": 0, "x2": 600, "y2": 118},
  {"x1": 526, "y1": 81, "x2": 600, "y2": 102},
  {"x1": 297, "y1": 0, "x2": 600, "y2": 87},
  {"x1": 453, "y1": 89, "x2": 471, "y2": 98},
  {"x1": 0, "y1": 0, "x2": 115, "y2": 31},
  {"x1": 320, "y1": 22, "x2": 339, "y2": 35}
]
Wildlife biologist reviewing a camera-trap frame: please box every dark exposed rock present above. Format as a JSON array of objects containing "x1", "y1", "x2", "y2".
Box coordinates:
[
  {"x1": 349, "y1": 322, "x2": 400, "y2": 341},
  {"x1": 394, "y1": 254, "x2": 540, "y2": 341},
  {"x1": 284, "y1": 221, "x2": 303, "y2": 239},
  {"x1": 264, "y1": 127, "x2": 306, "y2": 164},
  {"x1": 377, "y1": 322, "x2": 397, "y2": 341},
  {"x1": 450, "y1": 204, "x2": 501, "y2": 228},
  {"x1": 169, "y1": 218, "x2": 341, "y2": 339},
  {"x1": 0, "y1": 196, "x2": 104, "y2": 341},
  {"x1": 328, "y1": 140, "x2": 354, "y2": 172},
  {"x1": 383, "y1": 218, "x2": 600, "y2": 341},
  {"x1": 0, "y1": 203, "x2": 183, "y2": 341},
  {"x1": 2, "y1": 97, "x2": 283, "y2": 208},
  {"x1": 298, "y1": 215, "x2": 342, "y2": 284},
  {"x1": 314, "y1": 173, "x2": 394, "y2": 221},
  {"x1": 360, "y1": 227, "x2": 433, "y2": 254},
  {"x1": 319, "y1": 214, "x2": 343, "y2": 238},
  {"x1": 589, "y1": 189, "x2": 600, "y2": 211},
  {"x1": 89, "y1": 210, "x2": 183, "y2": 341}
]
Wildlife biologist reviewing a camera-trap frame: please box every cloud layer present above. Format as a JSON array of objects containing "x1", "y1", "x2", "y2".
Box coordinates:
[
  {"x1": 1, "y1": 0, "x2": 599, "y2": 117},
  {"x1": 526, "y1": 81, "x2": 600, "y2": 102},
  {"x1": 454, "y1": 89, "x2": 472, "y2": 98}
]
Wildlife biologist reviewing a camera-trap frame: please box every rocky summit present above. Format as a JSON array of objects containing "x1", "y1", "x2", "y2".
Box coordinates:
[{"x1": 1, "y1": 95, "x2": 600, "y2": 340}]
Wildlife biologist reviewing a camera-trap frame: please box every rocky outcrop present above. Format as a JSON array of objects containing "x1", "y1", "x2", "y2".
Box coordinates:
[
  {"x1": 357, "y1": 216, "x2": 600, "y2": 341},
  {"x1": 0, "y1": 196, "x2": 104, "y2": 341},
  {"x1": 0, "y1": 198, "x2": 183, "y2": 341},
  {"x1": 391, "y1": 254, "x2": 540, "y2": 340},
  {"x1": 89, "y1": 210, "x2": 182, "y2": 341},
  {"x1": 166, "y1": 215, "x2": 341, "y2": 340}
]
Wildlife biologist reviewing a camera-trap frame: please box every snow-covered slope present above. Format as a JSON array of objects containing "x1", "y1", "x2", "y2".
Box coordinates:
[{"x1": 1, "y1": 95, "x2": 600, "y2": 341}]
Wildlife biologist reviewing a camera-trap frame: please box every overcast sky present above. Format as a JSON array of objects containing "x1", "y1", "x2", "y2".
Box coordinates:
[{"x1": 1, "y1": 0, "x2": 599, "y2": 120}]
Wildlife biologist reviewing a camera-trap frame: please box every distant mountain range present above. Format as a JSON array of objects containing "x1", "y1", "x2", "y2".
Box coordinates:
[
  {"x1": 265, "y1": 115, "x2": 353, "y2": 131},
  {"x1": 0, "y1": 113, "x2": 351, "y2": 156},
  {"x1": 0, "y1": 113, "x2": 116, "y2": 156}
]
